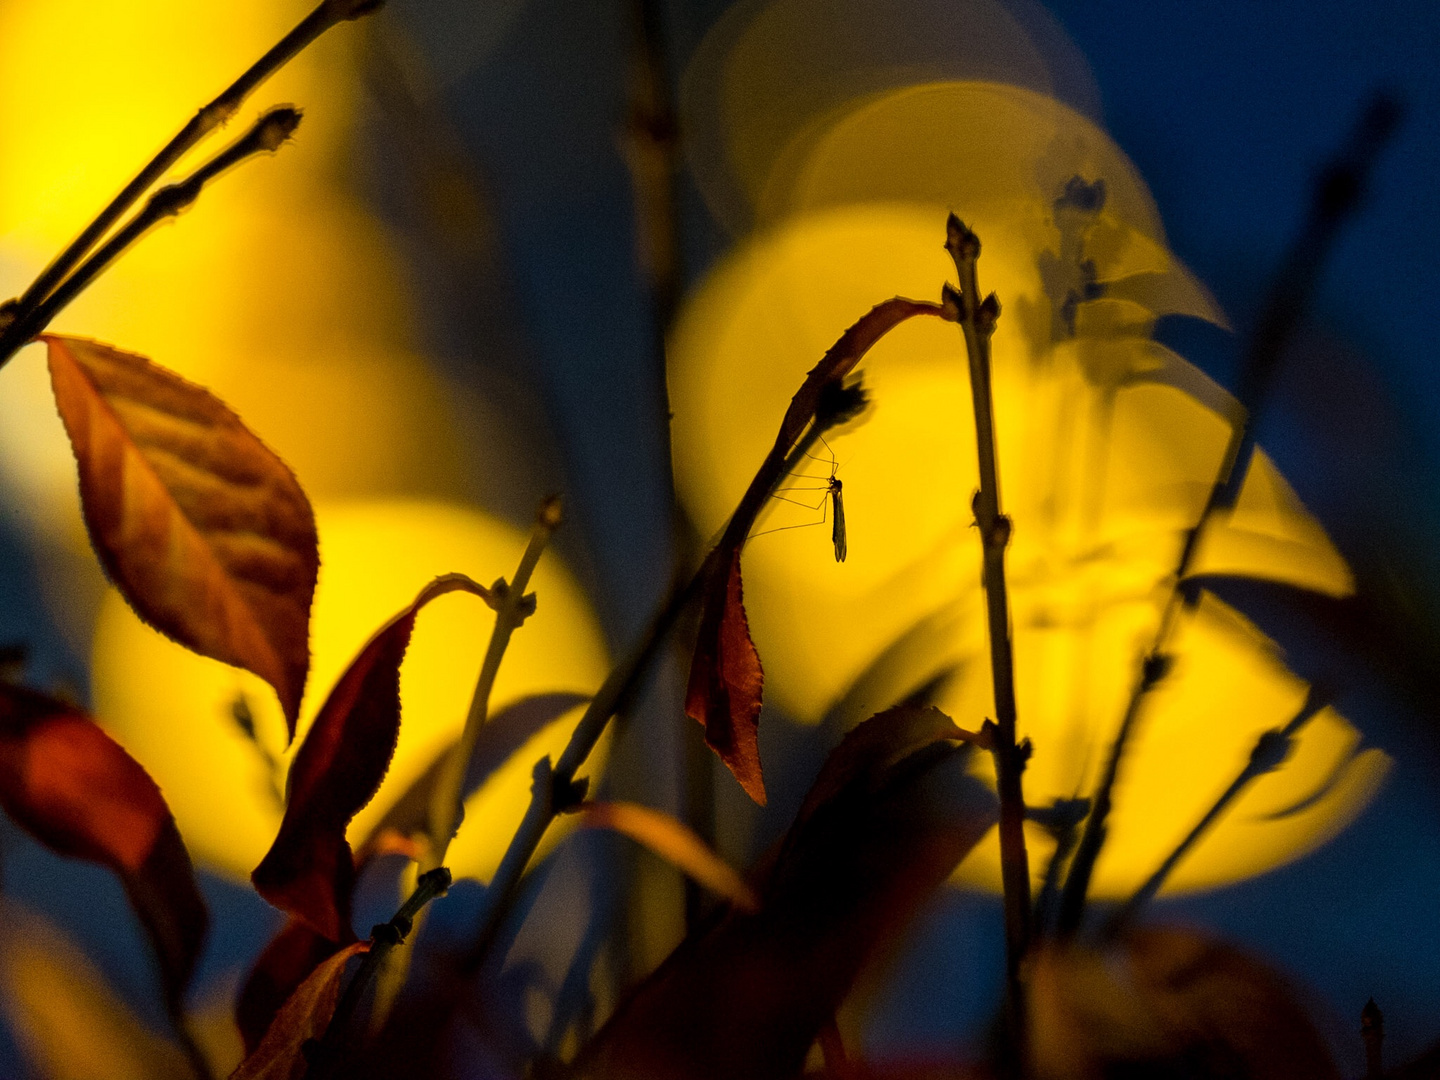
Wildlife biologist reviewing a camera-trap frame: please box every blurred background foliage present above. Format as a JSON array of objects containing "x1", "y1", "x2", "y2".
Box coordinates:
[{"x1": 0, "y1": 0, "x2": 1437, "y2": 1076}]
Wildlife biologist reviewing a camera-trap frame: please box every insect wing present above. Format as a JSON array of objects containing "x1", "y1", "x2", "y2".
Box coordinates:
[{"x1": 831, "y1": 480, "x2": 847, "y2": 562}]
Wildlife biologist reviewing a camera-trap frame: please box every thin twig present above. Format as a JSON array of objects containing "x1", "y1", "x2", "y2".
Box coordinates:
[
  {"x1": 0, "y1": 107, "x2": 303, "y2": 363},
  {"x1": 306, "y1": 867, "x2": 452, "y2": 1080},
  {"x1": 1055, "y1": 93, "x2": 1402, "y2": 936},
  {"x1": 3, "y1": 0, "x2": 384, "y2": 340},
  {"x1": 425, "y1": 496, "x2": 565, "y2": 868},
  {"x1": 1103, "y1": 688, "x2": 1327, "y2": 936},
  {"x1": 458, "y1": 408, "x2": 851, "y2": 974},
  {"x1": 944, "y1": 213, "x2": 1030, "y2": 1071}
]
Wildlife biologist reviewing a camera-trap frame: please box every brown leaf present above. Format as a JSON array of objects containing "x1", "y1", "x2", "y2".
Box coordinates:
[
  {"x1": 352, "y1": 691, "x2": 589, "y2": 868},
  {"x1": 572, "y1": 705, "x2": 997, "y2": 1080},
  {"x1": 0, "y1": 683, "x2": 207, "y2": 1010},
  {"x1": 236, "y1": 920, "x2": 340, "y2": 1056},
  {"x1": 685, "y1": 548, "x2": 766, "y2": 803},
  {"x1": 252, "y1": 573, "x2": 492, "y2": 942},
  {"x1": 577, "y1": 800, "x2": 759, "y2": 912},
  {"x1": 43, "y1": 335, "x2": 318, "y2": 731},
  {"x1": 1028, "y1": 925, "x2": 1340, "y2": 1080},
  {"x1": 231, "y1": 941, "x2": 369, "y2": 1080}
]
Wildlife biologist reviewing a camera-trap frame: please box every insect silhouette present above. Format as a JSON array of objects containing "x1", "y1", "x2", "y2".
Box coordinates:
[{"x1": 752, "y1": 436, "x2": 847, "y2": 562}]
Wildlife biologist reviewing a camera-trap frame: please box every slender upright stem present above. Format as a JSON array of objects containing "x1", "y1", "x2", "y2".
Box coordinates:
[
  {"x1": 1362, "y1": 998, "x2": 1384, "y2": 1080},
  {"x1": 622, "y1": 0, "x2": 713, "y2": 934},
  {"x1": 5, "y1": 0, "x2": 383, "y2": 335},
  {"x1": 1056, "y1": 93, "x2": 1401, "y2": 936},
  {"x1": 945, "y1": 214, "x2": 1030, "y2": 1068},
  {"x1": 425, "y1": 497, "x2": 564, "y2": 869}
]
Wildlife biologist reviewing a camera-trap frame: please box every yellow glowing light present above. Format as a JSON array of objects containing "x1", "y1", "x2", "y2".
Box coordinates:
[
  {"x1": 0, "y1": 0, "x2": 478, "y2": 657},
  {"x1": 668, "y1": 82, "x2": 1387, "y2": 896},
  {"x1": 91, "y1": 500, "x2": 610, "y2": 884}
]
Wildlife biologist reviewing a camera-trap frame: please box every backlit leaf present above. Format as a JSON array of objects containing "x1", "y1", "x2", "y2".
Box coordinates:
[
  {"x1": 0, "y1": 683, "x2": 207, "y2": 1010},
  {"x1": 43, "y1": 335, "x2": 318, "y2": 731},
  {"x1": 685, "y1": 548, "x2": 765, "y2": 803},
  {"x1": 1028, "y1": 925, "x2": 1340, "y2": 1080},
  {"x1": 236, "y1": 919, "x2": 340, "y2": 1056},
  {"x1": 685, "y1": 299, "x2": 954, "y2": 806},
  {"x1": 577, "y1": 800, "x2": 759, "y2": 912},
  {"x1": 231, "y1": 941, "x2": 369, "y2": 1080},
  {"x1": 775, "y1": 297, "x2": 949, "y2": 453},
  {"x1": 252, "y1": 573, "x2": 493, "y2": 941},
  {"x1": 572, "y1": 705, "x2": 996, "y2": 1080}
]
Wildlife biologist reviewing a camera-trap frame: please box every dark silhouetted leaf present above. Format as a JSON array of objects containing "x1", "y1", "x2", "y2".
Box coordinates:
[
  {"x1": 577, "y1": 800, "x2": 759, "y2": 912},
  {"x1": 572, "y1": 704, "x2": 996, "y2": 1080},
  {"x1": 685, "y1": 299, "x2": 955, "y2": 806},
  {"x1": 352, "y1": 691, "x2": 589, "y2": 868},
  {"x1": 776, "y1": 297, "x2": 949, "y2": 453},
  {"x1": 685, "y1": 548, "x2": 765, "y2": 803},
  {"x1": 231, "y1": 941, "x2": 368, "y2": 1080},
  {"x1": 252, "y1": 573, "x2": 492, "y2": 941},
  {"x1": 1029, "y1": 926, "x2": 1340, "y2": 1080},
  {"x1": 43, "y1": 335, "x2": 318, "y2": 731},
  {"x1": 0, "y1": 683, "x2": 207, "y2": 1010},
  {"x1": 236, "y1": 919, "x2": 340, "y2": 1056}
]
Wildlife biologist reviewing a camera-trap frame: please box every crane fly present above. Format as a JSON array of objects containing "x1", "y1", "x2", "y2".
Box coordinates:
[{"x1": 751, "y1": 436, "x2": 847, "y2": 562}]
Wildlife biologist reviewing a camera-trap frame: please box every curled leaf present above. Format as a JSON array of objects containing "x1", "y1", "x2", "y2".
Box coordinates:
[
  {"x1": 0, "y1": 683, "x2": 207, "y2": 1010},
  {"x1": 252, "y1": 573, "x2": 492, "y2": 941},
  {"x1": 573, "y1": 705, "x2": 996, "y2": 1080},
  {"x1": 775, "y1": 297, "x2": 950, "y2": 454},
  {"x1": 231, "y1": 941, "x2": 369, "y2": 1080},
  {"x1": 42, "y1": 335, "x2": 318, "y2": 730},
  {"x1": 685, "y1": 300, "x2": 954, "y2": 805},
  {"x1": 1029, "y1": 926, "x2": 1340, "y2": 1080},
  {"x1": 685, "y1": 548, "x2": 766, "y2": 803},
  {"x1": 236, "y1": 919, "x2": 341, "y2": 1056},
  {"x1": 577, "y1": 800, "x2": 759, "y2": 912}
]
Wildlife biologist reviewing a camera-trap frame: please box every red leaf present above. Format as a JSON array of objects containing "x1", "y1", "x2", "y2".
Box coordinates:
[
  {"x1": 685, "y1": 299, "x2": 954, "y2": 806},
  {"x1": 1029, "y1": 926, "x2": 1340, "y2": 1080},
  {"x1": 684, "y1": 548, "x2": 765, "y2": 803},
  {"x1": 252, "y1": 573, "x2": 492, "y2": 942},
  {"x1": 573, "y1": 705, "x2": 996, "y2": 1080},
  {"x1": 236, "y1": 919, "x2": 340, "y2": 1056},
  {"x1": 42, "y1": 335, "x2": 318, "y2": 732},
  {"x1": 0, "y1": 683, "x2": 207, "y2": 1010},
  {"x1": 231, "y1": 940, "x2": 368, "y2": 1080}
]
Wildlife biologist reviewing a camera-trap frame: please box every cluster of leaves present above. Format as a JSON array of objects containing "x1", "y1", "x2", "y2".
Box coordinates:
[{"x1": 0, "y1": 3, "x2": 1423, "y2": 1080}]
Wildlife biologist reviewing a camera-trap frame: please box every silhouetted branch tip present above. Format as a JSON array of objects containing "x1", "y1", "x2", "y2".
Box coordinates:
[{"x1": 945, "y1": 213, "x2": 981, "y2": 261}]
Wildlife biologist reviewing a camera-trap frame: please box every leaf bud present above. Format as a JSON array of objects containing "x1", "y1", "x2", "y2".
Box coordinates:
[{"x1": 945, "y1": 213, "x2": 981, "y2": 260}]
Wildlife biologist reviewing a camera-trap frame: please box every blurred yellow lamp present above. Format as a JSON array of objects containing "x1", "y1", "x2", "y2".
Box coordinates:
[
  {"x1": 668, "y1": 81, "x2": 1388, "y2": 898},
  {"x1": 90, "y1": 500, "x2": 610, "y2": 885}
]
